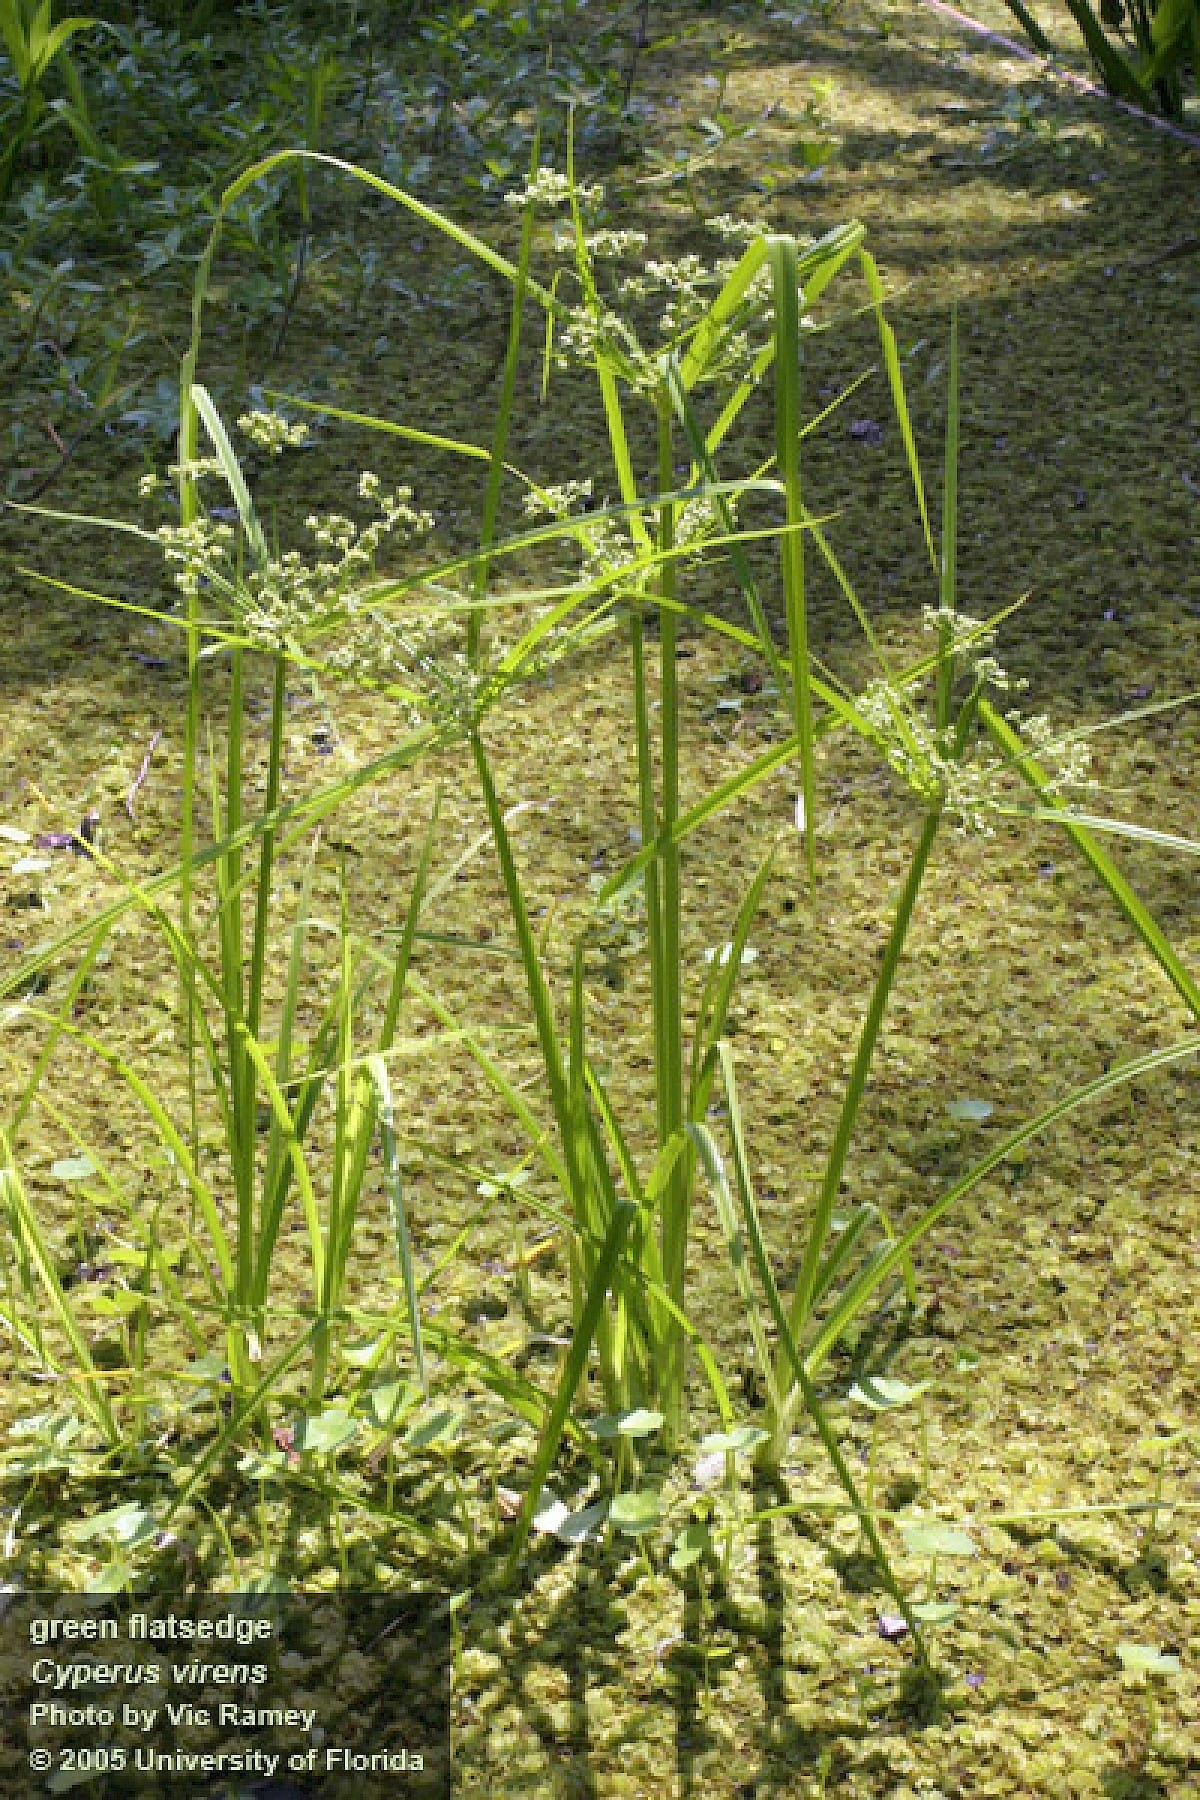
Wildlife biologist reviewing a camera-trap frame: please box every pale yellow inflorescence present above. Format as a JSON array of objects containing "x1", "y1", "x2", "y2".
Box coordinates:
[{"x1": 855, "y1": 607, "x2": 1095, "y2": 834}]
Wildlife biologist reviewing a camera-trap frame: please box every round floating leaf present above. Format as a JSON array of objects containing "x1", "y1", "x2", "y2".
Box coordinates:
[
  {"x1": 609, "y1": 1489, "x2": 661, "y2": 1535},
  {"x1": 365, "y1": 1379, "x2": 414, "y2": 1430},
  {"x1": 912, "y1": 1600, "x2": 959, "y2": 1626},
  {"x1": 902, "y1": 1520, "x2": 978, "y2": 1558},
  {"x1": 699, "y1": 1425, "x2": 769, "y2": 1457},
  {"x1": 1117, "y1": 1643, "x2": 1181, "y2": 1677},
  {"x1": 670, "y1": 1521, "x2": 713, "y2": 1572},
  {"x1": 85, "y1": 1289, "x2": 150, "y2": 1318},
  {"x1": 293, "y1": 1408, "x2": 359, "y2": 1456},
  {"x1": 556, "y1": 1500, "x2": 608, "y2": 1545},
  {"x1": 237, "y1": 1448, "x2": 287, "y2": 1481},
  {"x1": 50, "y1": 1155, "x2": 95, "y2": 1182},
  {"x1": 83, "y1": 1560, "x2": 136, "y2": 1600},
  {"x1": 69, "y1": 1502, "x2": 155, "y2": 1546},
  {"x1": 946, "y1": 1098, "x2": 993, "y2": 1124},
  {"x1": 591, "y1": 1408, "x2": 664, "y2": 1441},
  {"x1": 532, "y1": 1491, "x2": 570, "y2": 1537},
  {"x1": 692, "y1": 1451, "x2": 726, "y2": 1490},
  {"x1": 849, "y1": 1376, "x2": 928, "y2": 1411},
  {"x1": 405, "y1": 1406, "x2": 463, "y2": 1450}
]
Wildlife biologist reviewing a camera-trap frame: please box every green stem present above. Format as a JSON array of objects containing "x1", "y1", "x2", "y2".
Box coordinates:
[
  {"x1": 770, "y1": 803, "x2": 942, "y2": 1452},
  {"x1": 654, "y1": 385, "x2": 687, "y2": 1430}
]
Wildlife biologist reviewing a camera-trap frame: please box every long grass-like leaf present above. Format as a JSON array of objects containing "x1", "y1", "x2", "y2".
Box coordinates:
[
  {"x1": 367, "y1": 1054, "x2": 425, "y2": 1393},
  {"x1": 688, "y1": 1122, "x2": 780, "y2": 1416},
  {"x1": 772, "y1": 803, "x2": 942, "y2": 1440},
  {"x1": 808, "y1": 1033, "x2": 1200, "y2": 1375},
  {"x1": 695, "y1": 1049, "x2": 926, "y2": 1652},
  {"x1": 0, "y1": 1131, "x2": 118, "y2": 1444},
  {"x1": 769, "y1": 236, "x2": 815, "y2": 891},
  {"x1": 190, "y1": 383, "x2": 269, "y2": 567},
  {"x1": 980, "y1": 700, "x2": 1200, "y2": 1019},
  {"x1": 470, "y1": 126, "x2": 539, "y2": 664},
  {"x1": 503, "y1": 1200, "x2": 635, "y2": 1580},
  {"x1": 860, "y1": 252, "x2": 934, "y2": 569}
]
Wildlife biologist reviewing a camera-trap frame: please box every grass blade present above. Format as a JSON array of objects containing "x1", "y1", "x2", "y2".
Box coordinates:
[
  {"x1": 768, "y1": 235, "x2": 815, "y2": 890},
  {"x1": 979, "y1": 699, "x2": 1200, "y2": 1019},
  {"x1": 807, "y1": 1033, "x2": 1200, "y2": 1374},
  {"x1": 367, "y1": 1054, "x2": 425, "y2": 1393},
  {"x1": 0, "y1": 1130, "x2": 118, "y2": 1445},
  {"x1": 503, "y1": 1200, "x2": 636, "y2": 1580}
]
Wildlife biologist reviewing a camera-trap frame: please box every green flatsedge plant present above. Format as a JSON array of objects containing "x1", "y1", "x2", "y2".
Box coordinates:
[
  {"x1": 679, "y1": 315, "x2": 1200, "y2": 1476},
  {"x1": 6, "y1": 142, "x2": 1200, "y2": 1636},
  {"x1": 3, "y1": 402, "x2": 450, "y2": 1419},
  {"x1": 173, "y1": 148, "x2": 1200, "y2": 1599}
]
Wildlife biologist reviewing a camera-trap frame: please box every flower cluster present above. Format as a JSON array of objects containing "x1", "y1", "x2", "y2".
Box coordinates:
[
  {"x1": 920, "y1": 605, "x2": 1020, "y2": 694},
  {"x1": 138, "y1": 456, "x2": 225, "y2": 498},
  {"x1": 705, "y1": 213, "x2": 770, "y2": 245},
  {"x1": 521, "y1": 479, "x2": 594, "y2": 521},
  {"x1": 237, "y1": 409, "x2": 311, "y2": 455},
  {"x1": 520, "y1": 479, "x2": 636, "y2": 590},
  {"x1": 520, "y1": 475, "x2": 735, "y2": 595},
  {"x1": 501, "y1": 163, "x2": 779, "y2": 388},
  {"x1": 855, "y1": 609, "x2": 1094, "y2": 834},
  {"x1": 151, "y1": 468, "x2": 434, "y2": 654},
  {"x1": 154, "y1": 517, "x2": 235, "y2": 599},
  {"x1": 584, "y1": 228, "x2": 648, "y2": 260},
  {"x1": 321, "y1": 611, "x2": 511, "y2": 734},
  {"x1": 504, "y1": 168, "x2": 604, "y2": 211}
]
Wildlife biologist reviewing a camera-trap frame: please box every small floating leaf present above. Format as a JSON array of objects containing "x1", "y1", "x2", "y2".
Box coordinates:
[
  {"x1": 902, "y1": 1520, "x2": 978, "y2": 1558},
  {"x1": 912, "y1": 1600, "x2": 959, "y2": 1625},
  {"x1": 532, "y1": 1491, "x2": 570, "y2": 1537},
  {"x1": 556, "y1": 1500, "x2": 608, "y2": 1545},
  {"x1": 405, "y1": 1406, "x2": 463, "y2": 1450},
  {"x1": 69, "y1": 1502, "x2": 155, "y2": 1546},
  {"x1": 947, "y1": 1098, "x2": 993, "y2": 1124},
  {"x1": 1117, "y1": 1643, "x2": 1181, "y2": 1677},
  {"x1": 849, "y1": 1376, "x2": 929, "y2": 1411},
  {"x1": 692, "y1": 1451, "x2": 726, "y2": 1489},
  {"x1": 609, "y1": 1490, "x2": 661, "y2": 1535},
  {"x1": 85, "y1": 1289, "x2": 150, "y2": 1318},
  {"x1": 365, "y1": 1379, "x2": 414, "y2": 1430},
  {"x1": 50, "y1": 1155, "x2": 95, "y2": 1182},
  {"x1": 83, "y1": 1561, "x2": 135, "y2": 1600},
  {"x1": 699, "y1": 1425, "x2": 769, "y2": 1457},
  {"x1": 591, "y1": 1408, "x2": 664, "y2": 1440},
  {"x1": 670, "y1": 1521, "x2": 713, "y2": 1572},
  {"x1": 293, "y1": 1408, "x2": 359, "y2": 1455}
]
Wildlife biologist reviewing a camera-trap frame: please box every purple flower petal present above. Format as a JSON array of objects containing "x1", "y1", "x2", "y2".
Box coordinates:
[{"x1": 850, "y1": 419, "x2": 884, "y2": 446}]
